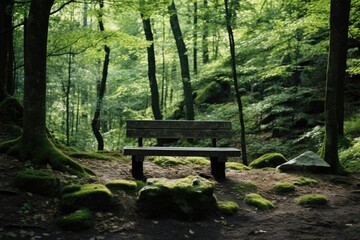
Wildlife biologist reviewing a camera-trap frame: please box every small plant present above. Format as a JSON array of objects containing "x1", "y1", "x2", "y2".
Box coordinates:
[
  {"x1": 297, "y1": 194, "x2": 328, "y2": 207},
  {"x1": 217, "y1": 201, "x2": 240, "y2": 215},
  {"x1": 273, "y1": 182, "x2": 296, "y2": 194},
  {"x1": 244, "y1": 193, "x2": 275, "y2": 210}
]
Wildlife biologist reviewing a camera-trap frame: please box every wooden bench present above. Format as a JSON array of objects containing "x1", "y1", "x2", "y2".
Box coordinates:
[{"x1": 123, "y1": 120, "x2": 241, "y2": 179}]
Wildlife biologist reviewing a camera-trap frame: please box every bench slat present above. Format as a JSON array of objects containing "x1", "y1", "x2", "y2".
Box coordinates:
[
  {"x1": 126, "y1": 129, "x2": 233, "y2": 138},
  {"x1": 126, "y1": 120, "x2": 231, "y2": 130},
  {"x1": 123, "y1": 146, "x2": 241, "y2": 158}
]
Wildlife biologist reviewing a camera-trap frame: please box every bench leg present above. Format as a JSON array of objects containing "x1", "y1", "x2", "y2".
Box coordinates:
[
  {"x1": 210, "y1": 157, "x2": 226, "y2": 179},
  {"x1": 132, "y1": 156, "x2": 144, "y2": 179}
]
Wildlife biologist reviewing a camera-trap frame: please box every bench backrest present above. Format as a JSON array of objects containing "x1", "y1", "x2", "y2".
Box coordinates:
[{"x1": 126, "y1": 120, "x2": 233, "y2": 139}]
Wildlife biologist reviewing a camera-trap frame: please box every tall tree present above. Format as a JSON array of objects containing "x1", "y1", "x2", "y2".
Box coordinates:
[
  {"x1": 92, "y1": 0, "x2": 110, "y2": 150},
  {"x1": 140, "y1": 6, "x2": 163, "y2": 120},
  {"x1": 0, "y1": 0, "x2": 14, "y2": 101},
  {"x1": 224, "y1": 0, "x2": 247, "y2": 165},
  {"x1": 169, "y1": 0, "x2": 195, "y2": 120},
  {"x1": 1, "y1": 0, "x2": 93, "y2": 177},
  {"x1": 322, "y1": 0, "x2": 351, "y2": 172},
  {"x1": 202, "y1": 0, "x2": 209, "y2": 64},
  {"x1": 193, "y1": 0, "x2": 198, "y2": 75}
]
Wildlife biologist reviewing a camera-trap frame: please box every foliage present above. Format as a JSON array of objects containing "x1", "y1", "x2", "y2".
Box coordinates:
[
  {"x1": 297, "y1": 194, "x2": 328, "y2": 207},
  {"x1": 244, "y1": 193, "x2": 275, "y2": 210}
]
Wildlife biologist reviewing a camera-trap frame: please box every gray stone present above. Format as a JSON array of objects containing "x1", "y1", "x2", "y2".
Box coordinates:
[{"x1": 277, "y1": 151, "x2": 330, "y2": 172}]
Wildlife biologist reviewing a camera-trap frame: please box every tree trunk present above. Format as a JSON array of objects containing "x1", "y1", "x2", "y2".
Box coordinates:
[
  {"x1": 322, "y1": 0, "x2": 350, "y2": 172},
  {"x1": 142, "y1": 15, "x2": 163, "y2": 120},
  {"x1": 169, "y1": 0, "x2": 195, "y2": 120},
  {"x1": 193, "y1": 0, "x2": 198, "y2": 75},
  {"x1": 224, "y1": 0, "x2": 248, "y2": 165},
  {"x1": 0, "y1": 0, "x2": 14, "y2": 101},
  {"x1": 202, "y1": 0, "x2": 209, "y2": 64},
  {"x1": 92, "y1": 0, "x2": 110, "y2": 151}
]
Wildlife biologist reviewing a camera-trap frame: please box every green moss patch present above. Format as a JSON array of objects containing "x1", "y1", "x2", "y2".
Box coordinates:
[
  {"x1": 217, "y1": 201, "x2": 240, "y2": 215},
  {"x1": 249, "y1": 153, "x2": 287, "y2": 169},
  {"x1": 297, "y1": 194, "x2": 328, "y2": 207},
  {"x1": 226, "y1": 162, "x2": 251, "y2": 171},
  {"x1": 244, "y1": 193, "x2": 275, "y2": 210},
  {"x1": 185, "y1": 157, "x2": 209, "y2": 165},
  {"x1": 69, "y1": 151, "x2": 117, "y2": 161},
  {"x1": 61, "y1": 184, "x2": 113, "y2": 212},
  {"x1": 151, "y1": 157, "x2": 185, "y2": 166},
  {"x1": 14, "y1": 169, "x2": 60, "y2": 197},
  {"x1": 231, "y1": 181, "x2": 258, "y2": 193},
  {"x1": 56, "y1": 209, "x2": 93, "y2": 231},
  {"x1": 294, "y1": 177, "x2": 318, "y2": 186},
  {"x1": 137, "y1": 176, "x2": 217, "y2": 218},
  {"x1": 105, "y1": 179, "x2": 138, "y2": 195},
  {"x1": 273, "y1": 182, "x2": 296, "y2": 194}
]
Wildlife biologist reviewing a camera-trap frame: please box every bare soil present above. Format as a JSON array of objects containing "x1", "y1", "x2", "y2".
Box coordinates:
[{"x1": 0, "y1": 154, "x2": 360, "y2": 240}]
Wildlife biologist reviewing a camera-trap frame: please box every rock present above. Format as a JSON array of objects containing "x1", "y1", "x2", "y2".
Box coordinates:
[
  {"x1": 56, "y1": 209, "x2": 94, "y2": 231},
  {"x1": 277, "y1": 151, "x2": 330, "y2": 172},
  {"x1": 14, "y1": 169, "x2": 60, "y2": 197},
  {"x1": 61, "y1": 184, "x2": 113, "y2": 212},
  {"x1": 105, "y1": 179, "x2": 139, "y2": 195},
  {"x1": 249, "y1": 153, "x2": 287, "y2": 169},
  {"x1": 137, "y1": 176, "x2": 217, "y2": 218}
]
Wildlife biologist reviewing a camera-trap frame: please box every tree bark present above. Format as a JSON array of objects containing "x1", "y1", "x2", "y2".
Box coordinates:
[
  {"x1": 169, "y1": 0, "x2": 195, "y2": 120},
  {"x1": 0, "y1": 0, "x2": 14, "y2": 101},
  {"x1": 224, "y1": 0, "x2": 248, "y2": 165},
  {"x1": 322, "y1": 0, "x2": 350, "y2": 172},
  {"x1": 193, "y1": 0, "x2": 198, "y2": 75},
  {"x1": 142, "y1": 15, "x2": 163, "y2": 120},
  {"x1": 92, "y1": 0, "x2": 110, "y2": 150},
  {"x1": 202, "y1": 0, "x2": 209, "y2": 64}
]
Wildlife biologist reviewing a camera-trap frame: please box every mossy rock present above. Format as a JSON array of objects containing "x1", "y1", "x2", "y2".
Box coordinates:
[
  {"x1": 105, "y1": 179, "x2": 138, "y2": 195},
  {"x1": 217, "y1": 201, "x2": 239, "y2": 215},
  {"x1": 14, "y1": 169, "x2": 60, "y2": 197},
  {"x1": 226, "y1": 162, "x2": 251, "y2": 171},
  {"x1": 56, "y1": 209, "x2": 93, "y2": 231},
  {"x1": 297, "y1": 194, "x2": 328, "y2": 207},
  {"x1": 249, "y1": 153, "x2": 287, "y2": 169},
  {"x1": 137, "y1": 176, "x2": 217, "y2": 218},
  {"x1": 273, "y1": 182, "x2": 296, "y2": 194},
  {"x1": 151, "y1": 157, "x2": 185, "y2": 166},
  {"x1": 294, "y1": 177, "x2": 318, "y2": 186},
  {"x1": 244, "y1": 193, "x2": 275, "y2": 210},
  {"x1": 61, "y1": 184, "x2": 113, "y2": 212},
  {"x1": 185, "y1": 157, "x2": 209, "y2": 165}
]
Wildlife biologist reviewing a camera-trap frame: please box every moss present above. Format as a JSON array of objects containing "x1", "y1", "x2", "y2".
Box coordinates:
[
  {"x1": 56, "y1": 209, "x2": 93, "y2": 231},
  {"x1": 185, "y1": 157, "x2": 209, "y2": 165},
  {"x1": 294, "y1": 177, "x2": 318, "y2": 186},
  {"x1": 226, "y1": 162, "x2": 251, "y2": 171},
  {"x1": 273, "y1": 182, "x2": 296, "y2": 194},
  {"x1": 69, "y1": 151, "x2": 117, "y2": 161},
  {"x1": 138, "y1": 176, "x2": 217, "y2": 218},
  {"x1": 151, "y1": 157, "x2": 185, "y2": 166},
  {"x1": 105, "y1": 179, "x2": 138, "y2": 195},
  {"x1": 217, "y1": 201, "x2": 240, "y2": 215},
  {"x1": 195, "y1": 81, "x2": 222, "y2": 104},
  {"x1": 231, "y1": 181, "x2": 258, "y2": 193},
  {"x1": 14, "y1": 169, "x2": 60, "y2": 197},
  {"x1": 249, "y1": 153, "x2": 287, "y2": 169},
  {"x1": 244, "y1": 193, "x2": 275, "y2": 210},
  {"x1": 61, "y1": 184, "x2": 113, "y2": 212},
  {"x1": 297, "y1": 194, "x2": 328, "y2": 207}
]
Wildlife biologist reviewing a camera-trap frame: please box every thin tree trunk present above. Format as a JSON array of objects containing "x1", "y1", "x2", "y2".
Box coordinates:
[
  {"x1": 322, "y1": 0, "x2": 350, "y2": 172},
  {"x1": 142, "y1": 15, "x2": 163, "y2": 120},
  {"x1": 193, "y1": 0, "x2": 198, "y2": 75},
  {"x1": 224, "y1": 0, "x2": 247, "y2": 165},
  {"x1": 92, "y1": 0, "x2": 110, "y2": 150},
  {"x1": 202, "y1": 0, "x2": 209, "y2": 64},
  {"x1": 169, "y1": 0, "x2": 195, "y2": 120}
]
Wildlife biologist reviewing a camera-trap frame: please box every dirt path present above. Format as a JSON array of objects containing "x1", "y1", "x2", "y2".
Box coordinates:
[{"x1": 0, "y1": 155, "x2": 359, "y2": 240}]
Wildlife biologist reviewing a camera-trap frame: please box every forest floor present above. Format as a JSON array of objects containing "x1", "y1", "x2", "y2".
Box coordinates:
[{"x1": 0, "y1": 153, "x2": 360, "y2": 240}]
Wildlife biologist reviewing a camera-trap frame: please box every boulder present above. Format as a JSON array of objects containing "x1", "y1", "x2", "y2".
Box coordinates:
[
  {"x1": 249, "y1": 153, "x2": 287, "y2": 169},
  {"x1": 277, "y1": 151, "x2": 330, "y2": 172},
  {"x1": 137, "y1": 176, "x2": 217, "y2": 218},
  {"x1": 61, "y1": 184, "x2": 113, "y2": 212}
]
